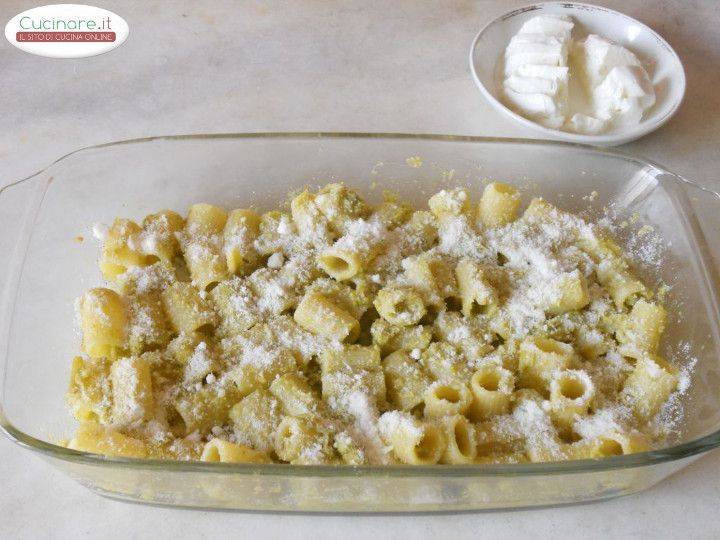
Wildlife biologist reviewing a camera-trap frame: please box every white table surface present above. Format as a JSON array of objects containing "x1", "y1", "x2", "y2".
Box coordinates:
[{"x1": 1, "y1": 1, "x2": 719, "y2": 538}]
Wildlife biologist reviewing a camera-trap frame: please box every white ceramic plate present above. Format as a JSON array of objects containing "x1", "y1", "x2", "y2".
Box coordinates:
[{"x1": 469, "y1": 2, "x2": 686, "y2": 146}]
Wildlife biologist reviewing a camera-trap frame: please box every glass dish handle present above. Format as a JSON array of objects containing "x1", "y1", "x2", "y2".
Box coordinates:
[
  {"x1": 673, "y1": 175, "x2": 720, "y2": 303},
  {"x1": 0, "y1": 175, "x2": 47, "y2": 408}
]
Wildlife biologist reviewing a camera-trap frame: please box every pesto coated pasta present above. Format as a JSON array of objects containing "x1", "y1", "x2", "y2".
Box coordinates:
[{"x1": 66, "y1": 181, "x2": 684, "y2": 465}]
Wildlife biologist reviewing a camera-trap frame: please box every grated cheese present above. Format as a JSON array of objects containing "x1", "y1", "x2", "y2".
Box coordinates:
[{"x1": 68, "y1": 183, "x2": 695, "y2": 467}]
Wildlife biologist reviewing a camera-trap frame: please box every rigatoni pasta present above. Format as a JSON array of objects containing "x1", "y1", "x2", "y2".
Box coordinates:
[
  {"x1": 201, "y1": 438, "x2": 271, "y2": 464},
  {"x1": 78, "y1": 288, "x2": 127, "y2": 359},
  {"x1": 65, "y1": 180, "x2": 687, "y2": 465},
  {"x1": 468, "y1": 364, "x2": 515, "y2": 421},
  {"x1": 223, "y1": 208, "x2": 261, "y2": 276},
  {"x1": 294, "y1": 290, "x2": 360, "y2": 343},
  {"x1": 180, "y1": 203, "x2": 228, "y2": 289}
]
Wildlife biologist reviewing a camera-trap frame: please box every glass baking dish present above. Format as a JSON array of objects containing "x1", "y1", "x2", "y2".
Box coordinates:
[{"x1": 1, "y1": 133, "x2": 719, "y2": 512}]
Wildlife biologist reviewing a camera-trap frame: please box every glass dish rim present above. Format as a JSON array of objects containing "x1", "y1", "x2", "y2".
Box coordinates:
[{"x1": 1, "y1": 131, "x2": 719, "y2": 478}]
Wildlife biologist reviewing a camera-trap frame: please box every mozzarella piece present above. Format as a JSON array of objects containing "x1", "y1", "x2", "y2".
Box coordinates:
[
  {"x1": 566, "y1": 113, "x2": 606, "y2": 135},
  {"x1": 515, "y1": 64, "x2": 569, "y2": 83},
  {"x1": 502, "y1": 15, "x2": 573, "y2": 124},
  {"x1": 507, "y1": 36, "x2": 568, "y2": 57},
  {"x1": 537, "y1": 115, "x2": 566, "y2": 130},
  {"x1": 504, "y1": 51, "x2": 566, "y2": 75},
  {"x1": 592, "y1": 62, "x2": 655, "y2": 126},
  {"x1": 613, "y1": 98, "x2": 646, "y2": 127},
  {"x1": 505, "y1": 75, "x2": 560, "y2": 96},
  {"x1": 509, "y1": 33, "x2": 565, "y2": 46},
  {"x1": 580, "y1": 34, "x2": 642, "y2": 87},
  {"x1": 501, "y1": 17, "x2": 655, "y2": 135},
  {"x1": 518, "y1": 15, "x2": 574, "y2": 40},
  {"x1": 598, "y1": 65, "x2": 655, "y2": 105},
  {"x1": 504, "y1": 89, "x2": 562, "y2": 117}
]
